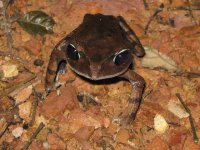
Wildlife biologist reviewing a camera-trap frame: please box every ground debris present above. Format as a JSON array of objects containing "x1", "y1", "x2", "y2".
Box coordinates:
[{"x1": 0, "y1": 0, "x2": 200, "y2": 149}]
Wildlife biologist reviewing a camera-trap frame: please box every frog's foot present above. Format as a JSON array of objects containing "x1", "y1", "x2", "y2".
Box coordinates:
[
  {"x1": 77, "y1": 92, "x2": 102, "y2": 109},
  {"x1": 115, "y1": 70, "x2": 145, "y2": 126},
  {"x1": 113, "y1": 99, "x2": 139, "y2": 126},
  {"x1": 45, "y1": 44, "x2": 67, "y2": 92},
  {"x1": 96, "y1": 137, "x2": 115, "y2": 149}
]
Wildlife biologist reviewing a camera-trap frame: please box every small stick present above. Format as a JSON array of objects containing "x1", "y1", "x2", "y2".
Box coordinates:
[
  {"x1": 176, "y1": 93, "x2": 199, "y2": 143},
  {"x1": 0, "y1": 74, "x2": 36, "y2": 99},
  {"x1": 22, "y1": 122, "x2": 45, "y2": 150},
  {"x1": 0, "y1": 120, "x2": 8, "y2": 138},
  {"x1": 174, "y1": 71, "x2": 200, "y2": 78},
  {"x1": 143, "y1": 0, "x2": 148, "y2": 10},
  {"x1": 9, "y1": 101, "x2": 26, "y2": 111},
  {"x1": 29, "y1": 95, "x2": 38, "y2": 127},
  {"x1": 155, "y1": 15, "x2": 175, "y2": 27},
  {"x1": 0, "y1": 50, "x2": 28, "y2": 65},
  {"x1": 144, "y1": 3, "x2": 164, "y2": 34},
  {"x1": 1, "y1": 0, "x2": 13, "y2": 53},
  {"x1": 169, "y1": 6, "x2": 200, "y2": 11},
  {"x1": 186, "y1": 0, "x2": 198, "y2": 25},
  {"x1": 0, "y1": 50, "x2": 36, "y2": 78}
]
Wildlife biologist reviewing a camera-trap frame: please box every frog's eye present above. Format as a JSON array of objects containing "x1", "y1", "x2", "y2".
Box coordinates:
[
  {"x1": 113, "y1": 49, "x2": 129, "y2": 66},
  {"x1": 67, "y1": 44, "x2": 80, "y2": 60}
]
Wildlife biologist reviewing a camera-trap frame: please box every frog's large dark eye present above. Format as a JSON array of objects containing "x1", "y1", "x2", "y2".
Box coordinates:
[
  {"x1": 66, "y1": 44, "x2": 80, "y2": 60},
  {"x1": 113, "y1": 49, "x2": 130, "y2": 66}
]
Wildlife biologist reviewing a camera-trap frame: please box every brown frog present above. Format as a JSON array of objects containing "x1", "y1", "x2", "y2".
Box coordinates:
[{"x1": 46, "y1": 14, "x2": 145, "y2": 125}]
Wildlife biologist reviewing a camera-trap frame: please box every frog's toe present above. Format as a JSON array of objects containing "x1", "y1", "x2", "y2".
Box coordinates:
[
  {"x1": 113, "y1": 113, "x2": 134, "y2": 126},
  {"x1": 45, "y1": 83, "x2": 56, "y2": 93},
  {"x1": 58, "y1": 69, "x2": 66, "y2": 74}
]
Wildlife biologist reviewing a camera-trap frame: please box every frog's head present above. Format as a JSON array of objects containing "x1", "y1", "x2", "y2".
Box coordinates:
[
  {"x1": 64, "y1": 43, "x2": 132, "y2": 80},
  {"x1": 58, "y1": 14, "x2": 134, "y2": 80}
]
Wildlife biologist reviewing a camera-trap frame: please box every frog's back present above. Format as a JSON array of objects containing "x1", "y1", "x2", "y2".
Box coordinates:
[{"x1": 70, "y1": 14, "x2": 131, "y2": 62}]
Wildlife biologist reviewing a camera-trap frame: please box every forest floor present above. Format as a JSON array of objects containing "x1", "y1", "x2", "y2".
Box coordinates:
[{"x1": 0, "y1": 0, "x2": 200, "y2": 149}]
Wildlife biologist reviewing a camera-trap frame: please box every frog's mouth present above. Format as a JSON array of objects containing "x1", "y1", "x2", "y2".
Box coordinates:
[{"x1": 68, "y1": 64, "x2": 130, "y2": 81}]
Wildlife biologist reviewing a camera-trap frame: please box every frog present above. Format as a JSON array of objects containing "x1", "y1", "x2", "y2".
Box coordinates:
[{"x1": 45, "y1": 13, "x2": 145, "y2": 125}]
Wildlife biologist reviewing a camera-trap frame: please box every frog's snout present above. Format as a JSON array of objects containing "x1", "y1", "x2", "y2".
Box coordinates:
[{"x1": 89, "y1": 65, "x2": 100, "y2": 80}]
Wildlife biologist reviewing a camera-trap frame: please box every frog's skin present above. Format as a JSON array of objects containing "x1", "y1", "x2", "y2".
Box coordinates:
[{"x1": 46, "y1": 14, "x2": 145, "y2": 125}]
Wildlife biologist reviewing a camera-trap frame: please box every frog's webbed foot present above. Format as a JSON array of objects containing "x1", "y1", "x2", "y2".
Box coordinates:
[
  {"x1": 116, "y1": 16, "x2": 145, "y2": 57},
  {"x1": 77, "y1": 92, "x2": 102, "y2": 109},
  {"x1": 114, "y1": 70, "x2": 145, "y2": 126},
  {"x1": 46, "y1": 46, "x2": 67, "y2": 92}
]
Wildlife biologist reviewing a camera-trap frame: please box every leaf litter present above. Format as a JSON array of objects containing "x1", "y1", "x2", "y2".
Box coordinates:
[
  {"x1": 142, "y1": 46, "x2": 180, "y2": 73},
  {"x1": 0, "y1": 0, "x2": 200, "y2": 150}
]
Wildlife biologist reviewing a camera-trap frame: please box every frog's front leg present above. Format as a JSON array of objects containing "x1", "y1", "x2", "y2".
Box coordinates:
[
  {"x1": 46, "y1": 45, "x2": 67, "y2": 92},
  {"x1": 118, "y1": 70, "x2": 145, "y2": 125}
]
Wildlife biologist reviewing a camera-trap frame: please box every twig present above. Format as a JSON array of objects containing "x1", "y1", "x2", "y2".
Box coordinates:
[
  {"x1": 142, "y1": 89, "x2": 153, "y2": 99},
  {"x1": 186, "y1": 0, "x2": 198, "y2": 25},
  {"x1": 176, "y1": 93, "x2": 199, "y2": 144},
  {"x1": 29, "y1": 95, "x2": 38, "y2": 127},
  {"x1": 8, "y1": 101, "x2": 26, "y2": 111},
  {"x1": 0, "y1": 73, "x2": 36, "y2": 99},
  {"x1": 0, "y1": 119, "x2": 8, "y2": 138},
  {"x1": 0, "y1": 50, "x2": 38, "y2": 76},
  {"x1": 0, "y1": 1, "x2": 22, "y2": 67},
  {"x1": 1, "y1": 0, "x2": 13, "y2": 53},
  {"x1": 22, "y1": 122, "x2": 45, "y2": 150},
  {"x1": 173, "y1": 71, "x2": 200, "y2": 78},
  {"x1": 144, "y1": 3, "x2": 164, "y2": 34},
  {"x1": 167, "y1": 121, "x2": 181, "y2": 127},
  {"x1": 169, "y1": 6, "x2": 200, "y2": 11},
  {"x1": 0, "y1": 50, "x2": 28, "y2": 64},
  {"x1": 143, "y1": 0, "x2": 148, "y2": 10},
  {"x1": 155, "y1": 15, "x2": 175, "y2": 27}
]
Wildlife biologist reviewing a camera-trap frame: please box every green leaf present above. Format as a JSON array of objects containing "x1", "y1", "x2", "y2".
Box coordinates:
[{"x1": 17, "y1": 10, "x2": 55, "y2": 36}]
